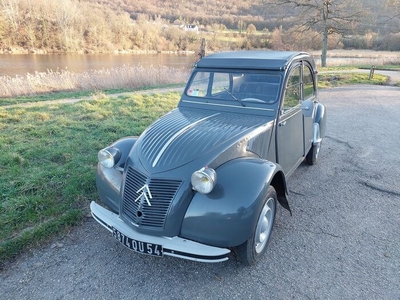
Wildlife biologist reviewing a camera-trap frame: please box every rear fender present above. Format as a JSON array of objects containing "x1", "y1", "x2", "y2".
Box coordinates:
[
  {"x1": 314, "y1": 103, "x2": 327, "y2": 139},
  {"x1": 181, "y1": 157, "x2": 289, "y2": 248}
]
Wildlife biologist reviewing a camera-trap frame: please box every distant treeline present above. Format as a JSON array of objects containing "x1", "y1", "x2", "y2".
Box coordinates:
[{"x1": 0, "y1": 0, "x2": 399, "y2": 54}]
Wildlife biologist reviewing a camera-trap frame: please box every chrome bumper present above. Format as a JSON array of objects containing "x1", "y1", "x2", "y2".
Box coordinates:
[{"x1": 90, "y1": 201, "x2": 230, "y2": 263}]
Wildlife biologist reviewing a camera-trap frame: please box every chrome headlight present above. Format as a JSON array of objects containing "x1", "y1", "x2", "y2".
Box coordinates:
[
  {"x1": 191, "y1": 167, "x2": 217, "y2": 194},
  {"x1": 98, "y1": 147, "x2": 121, "y2": 168}
]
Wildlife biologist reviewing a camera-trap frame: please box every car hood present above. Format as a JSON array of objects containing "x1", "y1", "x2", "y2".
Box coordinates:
[{"x1": 133, "y1": 108, "x2": 272, "y2": 173}]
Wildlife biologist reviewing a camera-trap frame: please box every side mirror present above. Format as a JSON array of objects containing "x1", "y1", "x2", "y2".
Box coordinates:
[{"x1": 301, "y1": 100, "x2": 314, "y2": 118}]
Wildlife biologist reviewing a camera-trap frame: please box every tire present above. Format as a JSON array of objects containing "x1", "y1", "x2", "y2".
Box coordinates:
[
  {"x1": 306, "y1": 122, "x2": 321, "y2": 165},
  {"x1": 236, "y1": 186, "x2": 277, "y2": 266},
  {"x1": 305, "y1": 141, "x2": 321, "y2": 165}
]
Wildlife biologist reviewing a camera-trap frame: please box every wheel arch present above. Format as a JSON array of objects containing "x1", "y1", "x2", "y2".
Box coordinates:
[
  {"x1": 270, "y1": 170, "x2": 291, "y2": 215},
  {"x1": 314, "y1": 102, "x2": 327, "y2": 139},
  {"x1": 180, "y1": 157, "x2": 291, "y2": 248}
]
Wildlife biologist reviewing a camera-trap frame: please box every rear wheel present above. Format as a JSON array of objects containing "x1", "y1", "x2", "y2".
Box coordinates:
[
  {"x1": 236, "y1": 186, "x2": 277, "y2": 265},
  {"x1": 306, "y1": 123, "x2": 321, "y2": 165}
]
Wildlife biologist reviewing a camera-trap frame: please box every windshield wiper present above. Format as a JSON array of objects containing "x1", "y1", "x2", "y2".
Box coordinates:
[{"x1": 224, "y1": 88, "x2": 245, "y2": 106}]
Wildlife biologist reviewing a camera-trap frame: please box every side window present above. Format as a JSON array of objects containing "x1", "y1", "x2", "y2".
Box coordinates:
[
  {"x1": 186, "y1": 72, "x2": 210, "y2": 97},
  {"x1": 303, "y1": 66, "x2": 315, "y2": 100},
  {"x1": 283, "y1": 66, "x2": 301, "y2": 111}
]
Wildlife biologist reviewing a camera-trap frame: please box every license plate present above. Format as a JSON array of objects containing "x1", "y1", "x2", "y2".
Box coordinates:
[{"x1": 112, "y1": 228, "x2": 163, "y2": 257}]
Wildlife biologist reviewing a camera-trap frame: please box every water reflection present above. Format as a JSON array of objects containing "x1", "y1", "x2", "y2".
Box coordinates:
[{"x1": 0, "y1": 53, "x2": 197, "y2": 77}]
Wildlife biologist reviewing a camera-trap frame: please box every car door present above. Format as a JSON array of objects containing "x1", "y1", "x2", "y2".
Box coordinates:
[
  {"x1": 302, "y1": 62, "x2": 318, "y2": 152},
  {"x1": 276, "y1": 64, "x2": 304, "y2": 177}
]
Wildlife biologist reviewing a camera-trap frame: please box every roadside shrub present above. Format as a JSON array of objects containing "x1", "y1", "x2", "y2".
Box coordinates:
[{"x1": 373, "y1": 33, "x2": 400, "y2": 51}]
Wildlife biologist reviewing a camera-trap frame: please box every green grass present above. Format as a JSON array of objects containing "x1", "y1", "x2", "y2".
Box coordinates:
[
  {"x1": 0, "y1": 91, "x2": 180, "y2": 265},
  {"x1": 319, "y1": 66, "x2": 359, "y2": 71},
  {"x1": 317, "y1": 65, "x2": 398, "y2": 88},
  {"x1": 318, "y1": 71, "x2": 388, "y2": 88},
  {"x1": 0, "y1": 84, "x2": 185, "y2": 107},
  {"x1": 358, "y1": 65, "x2": 400, "y2": 71},
  {"x1": 319, "y1": 65, "x2": 400, "y2": 72}
]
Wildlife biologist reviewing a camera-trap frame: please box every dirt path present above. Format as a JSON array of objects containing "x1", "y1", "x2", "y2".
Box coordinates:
[{"x1": 1, "y1": 86, "x2": 185, "y2": 109}]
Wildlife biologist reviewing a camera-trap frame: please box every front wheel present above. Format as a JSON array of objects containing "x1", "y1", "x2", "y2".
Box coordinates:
[{"x1": 236, "y1": 186, "x2": 277, "y2": 265}]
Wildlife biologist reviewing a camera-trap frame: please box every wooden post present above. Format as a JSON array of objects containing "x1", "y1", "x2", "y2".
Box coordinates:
[
  {"x1": 369, "y1": 66, "x2": 375, "y2": 80},
  {"x1": 199, "y1": 38, "x2": 206, "y2": 60}
]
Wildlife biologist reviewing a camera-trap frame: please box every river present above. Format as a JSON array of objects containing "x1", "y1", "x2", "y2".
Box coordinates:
[
  {"x1": 2, "y1": 51, "x2": 399, "y2": 77},
  {"x1": 0, "y1": 53, "x2": 197, "y2": 77}
]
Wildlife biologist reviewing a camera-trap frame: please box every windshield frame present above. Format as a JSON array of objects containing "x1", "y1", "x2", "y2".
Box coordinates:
[{"x1": 182, "y1": 69, "x2": 283, "y2": 109}]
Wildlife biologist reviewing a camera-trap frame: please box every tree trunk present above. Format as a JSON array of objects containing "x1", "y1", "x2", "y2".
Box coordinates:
[
  {"x1": 321, "y1": 28, "x2": 328, "y2": 67},
  {"x1": 321, "y1": 1, "x2": 330, "y2": 67}
]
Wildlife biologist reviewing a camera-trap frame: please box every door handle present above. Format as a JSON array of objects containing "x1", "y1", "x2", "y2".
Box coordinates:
[{"x1": 279, "y1": 121, "x2": 287, "y2": 127}]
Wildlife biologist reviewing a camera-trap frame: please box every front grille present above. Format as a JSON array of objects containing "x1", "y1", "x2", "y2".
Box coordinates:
[{"x1": 122, "y1": 167, "x2": 182, "y2": 229}]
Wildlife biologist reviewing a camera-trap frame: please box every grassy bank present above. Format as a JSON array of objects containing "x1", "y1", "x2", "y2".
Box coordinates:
[
  {"x1": 0, "y1": 92, "x2": 180, "y2": 265},
  {"x1": 317, "y1": 70, "x2": 389, "y2": 88},
  {"x1": 0, "y1": 67, "x2": 397, "y2": 266}
]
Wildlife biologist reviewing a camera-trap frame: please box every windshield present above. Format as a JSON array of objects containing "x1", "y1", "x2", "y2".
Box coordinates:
[{"x1": 185, "y1": 71, "x2": 281, "y2": 105}]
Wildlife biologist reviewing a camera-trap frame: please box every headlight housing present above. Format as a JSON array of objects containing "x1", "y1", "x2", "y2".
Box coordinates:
[
  {"x1": 191, "y1": 167, "x2": 217, "y2": 194},
  {"x1": 98, "y1": 147, "x2": 121, "y2": 168}
]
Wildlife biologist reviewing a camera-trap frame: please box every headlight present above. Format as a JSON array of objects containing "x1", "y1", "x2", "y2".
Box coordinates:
[
  {"x1": 191, "y1": 167, "x2": 217, "y2": 194},
  {"x1": 98, "y1": 147, "x2": 121, "y2": 168}
]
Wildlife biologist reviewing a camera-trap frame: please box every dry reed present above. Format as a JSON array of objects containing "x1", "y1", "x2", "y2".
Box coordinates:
[
  {"x1": 311, "y1": 50, "x2": 400, "y2": 67},
  {"x1": 0, "y1": 65, "x2": 191, "y2": 98}
]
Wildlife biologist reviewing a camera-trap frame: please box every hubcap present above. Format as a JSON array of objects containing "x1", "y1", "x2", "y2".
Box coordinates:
[{"x1": 255, "y1": 197, "x2": 275, "y2": 253}]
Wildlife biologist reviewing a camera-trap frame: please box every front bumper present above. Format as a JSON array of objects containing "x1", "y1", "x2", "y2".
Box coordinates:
[{"x1": 90, "y1": 201, "x2": 230, "y2": 263}]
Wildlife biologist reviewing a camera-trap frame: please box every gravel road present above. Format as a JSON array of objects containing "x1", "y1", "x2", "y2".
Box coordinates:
[{"x1": 1, "y1": 85, "x2": 400, "y2": 300}]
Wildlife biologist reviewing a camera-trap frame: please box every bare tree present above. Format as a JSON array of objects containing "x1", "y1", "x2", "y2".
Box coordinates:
[
  {"x1": 261, "y1": 0, "x2": 366, "y2": 66},
  {"x1": 1, "y1": 0, "x2": 20, "y2": 31},
  {"x1": 0, "y1": 0, "x2": 22, "y2": 45},
  {"x1": 237, "y1": 19, "x2": 246, "y2": 34},
  {"x1": 385, "y1": 0, "x2": 400, "y2": 22},
  {"x1": 246, "y1": 23, "x2": 257, "y2": 35},
  {"x1": 54, "y1": 0, "x2": 80, "y2": 50}
]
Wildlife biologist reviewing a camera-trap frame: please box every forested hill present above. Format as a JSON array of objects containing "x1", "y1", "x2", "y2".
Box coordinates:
[
  {"x1": 88, "y1": 0, "x2": 399, "y2": 34},
  {"x1": 90, "y1": 0, "x2": 264, "y2": 28},
  {"x1": 0, "y1": 0, "x2": 399, "y2": 54}
]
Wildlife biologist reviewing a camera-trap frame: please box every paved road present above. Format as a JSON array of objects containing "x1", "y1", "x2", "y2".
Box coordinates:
[
  {"x1": 379, "y1": 70, "x2": 400, "y2": 84},
  {"x1": 1, "y1": 85, "x2": 400, "y2": 300}
]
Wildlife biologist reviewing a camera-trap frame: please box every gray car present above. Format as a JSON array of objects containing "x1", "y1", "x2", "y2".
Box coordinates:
[{"x1": 90, "y1": 50, "x2": 327, "y2": 265}]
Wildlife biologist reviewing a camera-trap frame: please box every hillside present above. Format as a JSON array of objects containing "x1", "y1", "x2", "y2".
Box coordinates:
[
  {"x1": 0, "y1": 0, "x2": 398, "y2": 54},
  {"x1": 88, "y1": 0, "x2": 263, "y2": 26},
  {"x1": 87, "y1": 0, "x2": 399, "y2": 34}
]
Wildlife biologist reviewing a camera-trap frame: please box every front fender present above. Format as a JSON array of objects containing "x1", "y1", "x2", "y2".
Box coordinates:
[
  {"x1": 180, "y1": 157, "x2": 281, "y2": 248},
  {"x1": 96, "y1": 137, "x2": 138, "y2": 213},
  {"x1": 110, "y1": 136, "x2": 138, "y2": 169}
]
